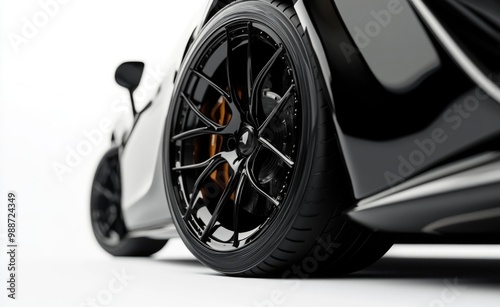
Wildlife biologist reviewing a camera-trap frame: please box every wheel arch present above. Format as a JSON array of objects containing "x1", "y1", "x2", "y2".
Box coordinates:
[{"x1": 203, "y1": 0, "x2": 296, "y2": 27}]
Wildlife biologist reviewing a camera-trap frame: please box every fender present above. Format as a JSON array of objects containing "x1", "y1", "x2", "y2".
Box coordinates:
[{"x1": 295, "y1": 0, "x2": 500, "y2": 199}]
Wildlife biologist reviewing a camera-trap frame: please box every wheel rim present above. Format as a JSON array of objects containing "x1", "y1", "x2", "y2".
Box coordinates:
[
  {"x1": 91, "y1": 153, "x2": 126, "y2": 246},
  {"x1": 168, "y1": 21, "x2": 301, "y2": 251}
]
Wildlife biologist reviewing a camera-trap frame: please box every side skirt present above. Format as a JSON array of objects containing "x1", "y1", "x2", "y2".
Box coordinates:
[{"x1": 349, "y1": 152, "x2": 500, "y2": 235}]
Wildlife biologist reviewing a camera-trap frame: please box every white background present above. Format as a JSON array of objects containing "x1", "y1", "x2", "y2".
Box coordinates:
[{"x1": 1, "y1": 1, "x2": 500, "y2": 306}]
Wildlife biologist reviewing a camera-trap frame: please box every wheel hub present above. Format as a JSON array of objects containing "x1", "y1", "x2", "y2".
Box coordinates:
[{"x1": 237, "y1": 125, "x2": 256, "y2": 157}]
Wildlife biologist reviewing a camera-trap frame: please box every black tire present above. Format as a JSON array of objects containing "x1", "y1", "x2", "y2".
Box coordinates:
[
  {"x1": 164, "y1": 0, "x2": 391, "y2": 276},
  {"x1": 91, "y1": 148, "x2": 167, "y2": 257}
]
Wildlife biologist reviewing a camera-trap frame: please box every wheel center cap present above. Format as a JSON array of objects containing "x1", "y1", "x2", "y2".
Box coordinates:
[{"x1": 238, "y1": 126, "x2": 256, "y2": 156}]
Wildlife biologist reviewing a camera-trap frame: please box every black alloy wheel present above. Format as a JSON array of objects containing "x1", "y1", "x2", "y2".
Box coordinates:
[
  {"x1": 169, "y1": 19, "x2": 300, "y2": 251},
  {"x1": 164, "y1": 0, "x2": 392, "y2": 276},
  {"x1": 91, "y1": 148, "x2": 167, "y2": 256}
]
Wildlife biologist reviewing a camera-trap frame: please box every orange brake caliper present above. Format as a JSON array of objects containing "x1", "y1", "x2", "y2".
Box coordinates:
[{"x1": 208, "y1": 95, "x2": 231, "y2": 185}]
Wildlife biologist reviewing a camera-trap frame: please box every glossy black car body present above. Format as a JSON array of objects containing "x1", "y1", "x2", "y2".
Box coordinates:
[
  {"x1": 91, "y1": 0, "x2": 500, "y2": 275},
  {"x1": 322, "y1": 0, "x2": 500, "y2": 236}
]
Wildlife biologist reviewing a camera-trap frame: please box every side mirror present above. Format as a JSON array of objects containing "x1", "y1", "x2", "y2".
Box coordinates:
[
  {"x1": 115, "y1": 62, "x2": 144, "y2": 117},
  {"x1": 115, "y1": 62, "x2": 144, "y2": 91}
]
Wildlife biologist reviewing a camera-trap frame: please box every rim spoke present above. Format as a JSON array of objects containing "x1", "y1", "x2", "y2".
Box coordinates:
[
  {"x1": 246, "y1": 22, "x2": 253, "y2": 100},
  {"x1": 173, "y1": 153, "x2": 223, "y2": 171},
  {"x1": 93, "y1": 183, "x2": 120, "y2": 203},
  {"x1": 100, "y1": 208, "x2": 118, "y2": 236},
  {"x1": 171, "y1": 127, "x2": 220, "y2": 142},
  {"x1": 191, "y1": 69, "x2": 230, "y2": 100},
  {"x1": 201, "y1": 172, "x2": 240, "y2": 242},
  {"x1": 225, "y1": 27, "x2": 240, "y2": 108},
  {"x1": 258, "y1": 84, "x2": 295, "y2": 134},
  {"x1": 109, "y1": 169, "x2": 120, "y2": 189},
  {"x1": 107, "y1": 212, "x2": 119, "y2": 230},
  {"x1": 251, "y1": 45, "x2": 283, "y2": 117},
  {"x1": 232, "y1": 172, "x2": 247, "y2": 247},
  {"x1": 101, "y1": 222, "x2": 112, "y2": 237},
  {"x1": 181, "y1": 92, "x2": 222, "y2": 129},
  {"x1": 258, "y1": 137, "x2": 294, "y2": 167},
  {"x1": 183, "y1": 156, "x2": 225, "y2": 220},
  {"x1": 245, "y1": 161, "x2": 280, "y2": 206}
]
